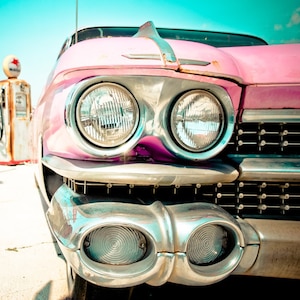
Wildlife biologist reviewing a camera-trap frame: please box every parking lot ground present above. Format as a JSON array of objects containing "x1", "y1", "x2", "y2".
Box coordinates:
[{"x1": 0, "y1": 163, "x2": 69, "y2": 300}]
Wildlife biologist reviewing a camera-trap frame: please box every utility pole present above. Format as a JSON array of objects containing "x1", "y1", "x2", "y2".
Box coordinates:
[{"x1": 75, "y1": 0, "x2": 78, "y2": 43}]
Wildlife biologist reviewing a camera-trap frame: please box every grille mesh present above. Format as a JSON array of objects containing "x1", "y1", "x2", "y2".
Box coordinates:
[
  {"x1": 226, "y1": 122, "x2": 300, "y2": 154},
  {"x1": 64, "y1": 121, "x2": 300, "y2": 220},
  {"x1": 67, "y1": 179, "x2": 300, "y2": 219}
]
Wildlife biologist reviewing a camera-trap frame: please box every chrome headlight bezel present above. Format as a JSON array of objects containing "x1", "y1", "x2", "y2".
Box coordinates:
[
  {"x1": 76, "y1": 82, "x2": 139, "y2": 148},
  {"x1": 170, "y1": 90, "x2": 224, "y2": 153},
  {"x1": 65, "y1": 78, "x2": 144, "y2": 158},
  {"x1": 163, "y1": 86, "x2": 234, "y2": 161},
  {"x1": 65, "y1": 76, "x2": 235, "y2": 161}
]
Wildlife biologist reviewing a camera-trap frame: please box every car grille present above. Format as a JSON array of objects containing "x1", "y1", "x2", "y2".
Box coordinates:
[
  {"x1": 64, "y1": 121, "x2": 300, "y2": 220},
  {"x1": 67, "y1": 179, "x2": 300, "y2": 219},
  {"x1": 226, "y1": 122, "x2": 300, "y2": 154}
]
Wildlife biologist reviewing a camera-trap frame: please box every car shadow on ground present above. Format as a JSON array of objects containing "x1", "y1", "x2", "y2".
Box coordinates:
[{"x1": 71, "y1": 275, "x2": 299, "y2": 299}]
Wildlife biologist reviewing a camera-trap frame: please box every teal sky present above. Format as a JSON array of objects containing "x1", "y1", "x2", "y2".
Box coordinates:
[{"x1": 0, "y1": 0, "x2": 299, "y2": 105}]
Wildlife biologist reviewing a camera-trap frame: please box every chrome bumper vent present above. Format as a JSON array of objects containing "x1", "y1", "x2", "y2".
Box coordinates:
[
  {"x1": 227, "y1": 122, "x2": 300, "y2": 154},
  {"x1": 66, "y1": 178, "x2": 300, "y2": 218}
]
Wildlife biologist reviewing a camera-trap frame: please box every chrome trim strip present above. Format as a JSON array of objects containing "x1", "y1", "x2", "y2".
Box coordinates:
[
  {"x1": 242, "y1": 109, "x2": 300, "y2": 123},
  {"x1": 179, "y1": 58, "x2": 210, "y2": 66},
  {"x1": 235, "y1": 157, "x2": 300, "y2": 181},
  {"x1": 122, "y1": 53, "x2": 162, "y2": 60},
  {"x1": 42, "y1": 154, "x2": 239, "y2": 185},
  {"x1": 122, "y1": 54, "x2": 210, "y2": 66}
]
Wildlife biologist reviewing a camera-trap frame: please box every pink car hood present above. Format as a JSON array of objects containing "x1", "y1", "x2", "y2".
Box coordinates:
[{"x1": 49, "y1": 36, "x2": 300, "y2": 87}]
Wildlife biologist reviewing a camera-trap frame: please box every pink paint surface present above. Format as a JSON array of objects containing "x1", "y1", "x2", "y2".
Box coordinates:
[{"x1": 32, "y1": 34, "x2": 300, "y2": 161}]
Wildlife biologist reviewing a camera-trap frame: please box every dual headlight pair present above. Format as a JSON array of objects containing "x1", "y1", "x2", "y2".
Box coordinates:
[{"x1": 74, "y1": 82, "x2": 227, "y2": 157}]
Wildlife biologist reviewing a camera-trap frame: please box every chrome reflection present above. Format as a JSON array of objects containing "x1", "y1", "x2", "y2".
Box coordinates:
[
  {"x1": 47, "y1": 185, "x2": 253, "y2": 287},
  {"x1": 171, "y1": 90, "x2": 224, "y2": 152}
]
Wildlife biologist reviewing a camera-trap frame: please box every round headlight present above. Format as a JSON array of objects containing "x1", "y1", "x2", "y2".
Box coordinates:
[
  {"x1": 170, "y1": 90, "x2": 224, "y2": 152},
  {"x1": 76, "y1": 83, "x2": 139, "y2": 147}
]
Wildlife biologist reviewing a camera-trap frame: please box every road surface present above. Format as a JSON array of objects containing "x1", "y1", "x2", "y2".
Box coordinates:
[{"x1": 0, "y1": 163, "x2": 69, "y2": 300}]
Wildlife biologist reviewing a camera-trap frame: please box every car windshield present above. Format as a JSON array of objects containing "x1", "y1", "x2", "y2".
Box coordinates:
[
  {"x1": 57, "y1": 25, "x2": 267, "y2": 59},
  {"x1": 70, "y1": 26, "x2": 267, "y2": 47}
]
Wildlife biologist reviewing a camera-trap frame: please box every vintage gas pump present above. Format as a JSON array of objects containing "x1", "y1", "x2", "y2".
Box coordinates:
[{"x1": 0, "y1": 55, "x2": 32, "y2": 165}]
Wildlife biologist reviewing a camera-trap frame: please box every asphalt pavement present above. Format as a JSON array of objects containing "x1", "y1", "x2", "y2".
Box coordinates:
[{"x1": 0, "y1": 163, "x2": 69, "y2": 300}]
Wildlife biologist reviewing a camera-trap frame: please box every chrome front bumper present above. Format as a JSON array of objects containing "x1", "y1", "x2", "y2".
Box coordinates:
[
  {"x1": 42, "y1": 154, "x2": 239, "y2": 185},
  {"x1": 43, "y1": 155, "x2": 300, "y2": 286},
  {"x1": 47, "y1": 184, "x2": 260, "y2": 287},
  {"x1": 43, "y1": 154, "x2": 300, "y2": 184}
]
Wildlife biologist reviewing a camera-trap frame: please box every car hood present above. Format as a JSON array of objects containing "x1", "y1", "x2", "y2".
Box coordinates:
[{"x1": 49, "y1": 28, "x2": 300, "y2": 87}]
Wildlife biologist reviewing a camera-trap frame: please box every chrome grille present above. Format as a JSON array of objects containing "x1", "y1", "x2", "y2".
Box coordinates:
[
  {"x1": 66, "y1": 179, "x2": 300, "y2": 219},
  {"x1": 62, "y1": 120, "x2": 300, "y2": 220},
  {"x1": 227, "y1": 122, "x2": 300, "y2": 154}
]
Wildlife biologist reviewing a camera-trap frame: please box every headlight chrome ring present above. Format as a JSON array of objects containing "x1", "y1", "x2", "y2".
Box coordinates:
[
  {"x1": 166, "y1": 88, "x2": 234, "y2": 161},
  {"x1": 171, "y1": 90, "x2": 224, "y2": 152},
  {"x1": 76, "y1": 82, "x2": 139, "y2": 148}
]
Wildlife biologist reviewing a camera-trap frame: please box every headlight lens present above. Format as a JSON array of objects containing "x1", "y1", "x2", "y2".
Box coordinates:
[
  {"x1": 84, "y1": 226, "x2": 147, "y2": 265},
  {"x1": 76, "y1": 83, "x2": 139, "y2": 147},
  {"x1": 170, "y1": 90, "x2": 224, "y2": 152},
  {"x1": 187, "y1": 224, "x2": 230, "y2": 265}
]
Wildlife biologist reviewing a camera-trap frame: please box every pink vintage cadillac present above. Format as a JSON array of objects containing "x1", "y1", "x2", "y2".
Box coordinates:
[{"x1": 31, "y1": 21, "x2": 300, "y2": 298}]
